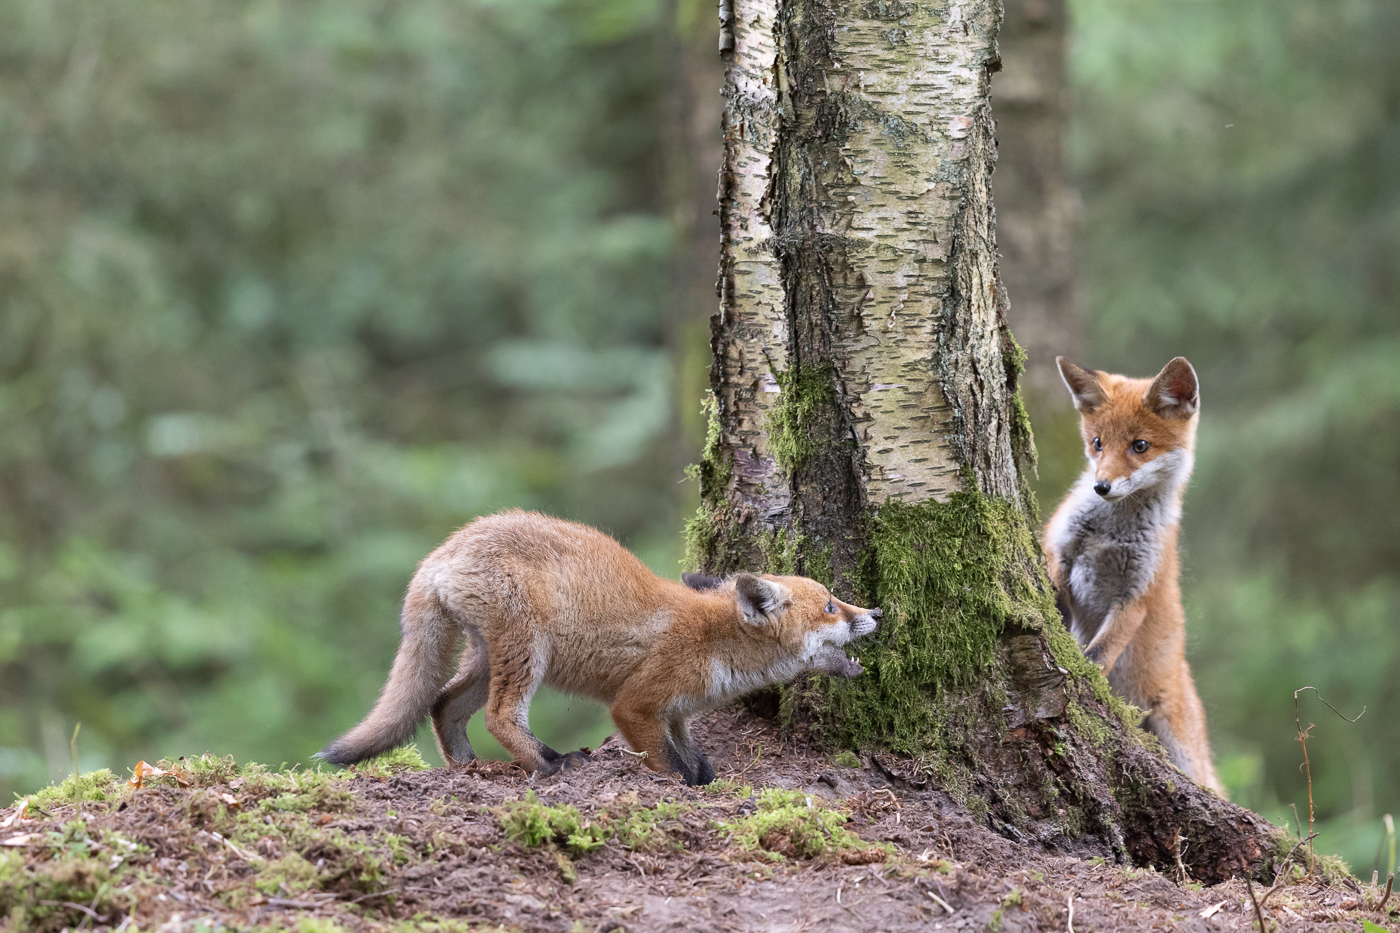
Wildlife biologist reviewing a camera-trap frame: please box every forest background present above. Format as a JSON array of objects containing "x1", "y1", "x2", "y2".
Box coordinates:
[{"x1": 0, "y1": 0, "x2": 1395, "y2": 878}]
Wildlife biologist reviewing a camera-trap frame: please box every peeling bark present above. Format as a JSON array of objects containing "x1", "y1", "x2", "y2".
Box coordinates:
[
  {"x1": 711, "y1": 0, "x2": 1025, "y2": 586},
  {"x1": 700, "y1": 0, "x2": 1282, "y2": 884}
]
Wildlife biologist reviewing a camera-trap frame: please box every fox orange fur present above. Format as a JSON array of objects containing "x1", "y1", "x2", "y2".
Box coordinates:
[
  {"x1": 1044, "y1": 356, "x2": 1224, "y2": 795},
  {"x1": 318, "y1": 510, "x2": 881, "y2": 785}
]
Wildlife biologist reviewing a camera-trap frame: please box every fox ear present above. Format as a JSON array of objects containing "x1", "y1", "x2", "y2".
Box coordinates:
[
  {"x1": 734, "y1": 573, "x2": 789, "y2": 626},
  {"x1": 681, "y1": 572, "x2": 724, "y2": 592},
  {"x1": 1056, "y1": 357, "x2": 1108, "y2": 412},
  {"x1": 1147, "y1": 357, "x2": 1199, "y2": 419}
]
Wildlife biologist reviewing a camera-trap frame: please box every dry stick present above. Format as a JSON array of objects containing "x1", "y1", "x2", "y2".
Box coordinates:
[
  {"x1": 38, "y1": 901, "x2": 108, "y2": 924},
  {"x1": 1242, "y1": 862, "x2": 1267, "y2": 933},
  {"x1": 1288, "y1": 803, "x2": 1304, "y2": 842},
  {"x1": 1258, "y1": 833, "x2": 1319, "y2": 910},
  {"x1": 1378, "y1": 873, "x2": 1394, "y2": 914},
  {"x1": 1066, "y1": 893, "x2": 1075, "y2": 933},
  {"x1": 70, "y1": 723, "x2": 82, "y2": 823},
  {"x1": 1293, "y1": 686, "x2": 1365, "y2": 878},
  {"x1": 925, "y1": 889, "x2": 954, "y2": 914},
  {"x1": 265, "y1": 897, "x2": 329, "y2": 910}
]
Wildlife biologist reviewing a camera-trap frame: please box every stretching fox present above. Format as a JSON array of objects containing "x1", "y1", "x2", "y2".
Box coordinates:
[
  {"x1": 1045, "y1": 356, "x2": 1224, "y2": 795},
  {"x1": 319, "y1": 510, "x2": 881, "y2": 785}
]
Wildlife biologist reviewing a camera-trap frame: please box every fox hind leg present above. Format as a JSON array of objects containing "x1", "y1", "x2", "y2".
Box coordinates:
[
  {"x1": 430, "y1": 634, "x2": 490, "y2": 767},
  {"x1": 483, "y1": 638, "x2": 582, "y2": 776},
  {"x1": 1143, "y1": 662, "x2": 1225, "y2": 796}
]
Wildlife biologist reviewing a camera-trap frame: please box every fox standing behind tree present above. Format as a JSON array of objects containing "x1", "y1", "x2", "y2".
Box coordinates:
[
  {"x1": 1045, "y1": 356, "x2": 1225, "y2": 795},
  {"x1": 319, "y1": 510, "x2": 881, "y2": 785}
]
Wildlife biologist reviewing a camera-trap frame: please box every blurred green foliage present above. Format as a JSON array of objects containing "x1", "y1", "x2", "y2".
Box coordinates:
[
  {"x1": 0, "y1": 0, "x2": 695, "y2": 799},
  {"x1": 1059, "y1": 0, "x2": 1400, "y2": 876},
  {"x1": 2, "y1": 0, "x2": 1394, "y2": 884}
]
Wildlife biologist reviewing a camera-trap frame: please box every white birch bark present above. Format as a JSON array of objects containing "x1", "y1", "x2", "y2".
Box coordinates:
[{"x1": 710, "y1": 0, "x2": 1025, "y2": 579}]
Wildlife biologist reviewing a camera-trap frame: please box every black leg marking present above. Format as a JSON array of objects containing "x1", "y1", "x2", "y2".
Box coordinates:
[{"x1": 665, "y1": 740, "x2": 702, "y2": 785}]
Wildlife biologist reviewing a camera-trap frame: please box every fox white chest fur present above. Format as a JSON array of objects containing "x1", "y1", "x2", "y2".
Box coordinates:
[
  {"x1": 1043, "y1": 356, "x2": 1224, "y2": 795},
  {"x1": 1047, "y1": 448, "x2": 1191, "y2": 646}
]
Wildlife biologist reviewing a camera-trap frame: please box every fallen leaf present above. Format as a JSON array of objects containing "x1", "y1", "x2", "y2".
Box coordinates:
[
  {"x1": 0, "y1": 798, "x2": 28, "y2": 829},
  {"x1": 1, "y1": 833, "x2": 42, "y2": 846},
  {"x1": 1199, "y1": 900, "x2": 1227, "y2": 919},
  {"x1": 128, "y1": 760, "x2": 192, "y2": 789}
]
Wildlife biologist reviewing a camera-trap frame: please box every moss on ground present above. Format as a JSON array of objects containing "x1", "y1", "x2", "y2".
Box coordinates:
[
  {"x1": 496, "y1": 785, "x2": 887, "y2": 868},
  {"x1": 26, "y1": 769, "x2": 122, "y2": 809},
  {"x1": 0, "y1": 822, "x2": 143, "y2": 933},
  {"x1": 1, "y1": 746, "x2": 442, "y2": 929},
  {"x1": 715, "y1": 788, "x2": 886, "y2": 863},
  {"x1": 497, "y1": 791, "x2": 610, "y2": 854},
  {"x1": 495, "y1": 791, "x2": 688, "y2": 857}
]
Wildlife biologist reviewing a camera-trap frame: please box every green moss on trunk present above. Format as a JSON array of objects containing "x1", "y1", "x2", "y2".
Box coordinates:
[
  {"x1": 766, "y1": 363, "x2": 835, "y2": 478},
  {"x1": 809, "y1": 493, "x2": 1056, "y2": 753},
  {"x1": 684, "y1": 392, "x2": 740, "y2": 572}
]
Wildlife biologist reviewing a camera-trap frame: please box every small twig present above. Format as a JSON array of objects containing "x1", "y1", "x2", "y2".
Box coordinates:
[
  {"x1": 731, "y1": 746, "x2": 764, "y2": 782},
  {"x1": 1294, "y1": 686, "x2": 1365, "y2": 878},
  {"x1": 341, "y1": 890, "x2": 392, "y2": 905},
  {"x1": 619, "y1": 747, "x2": 647, "y2": 760},
  {"x1": 265, "y1": 896, "x2": 333, "y2": 909},
  {"x1": 78, "y1": 883, "x2": 108, "y2": 931},
  {"x1": 207, "y1": 830, "x2": 258, "y2": 862},
  {"x1": 925, "y1": 889, "x2": 954, "y2": 914},
  {"x1": 70, "y1": 723, "x2": 82, "y2": 823},
  {"x1": 37, "y1": 901, "x2": 108, "y2": 924},
  {"x1": 1242, "y1": 861, "x2": 1267, "y2": 933},
  {"x1": 1258, "y1": 833, "x2": 1318, "y2": 909},
  {"x1": 1066, "y1": 893, "x2": 1075, "y2": 933},
  {"x1": 1172, "y1": 830, "x2": 1190, "y2": 885},
  {"x1": 1377, "y1": 873, "x2": 1394, "y2": 914}
]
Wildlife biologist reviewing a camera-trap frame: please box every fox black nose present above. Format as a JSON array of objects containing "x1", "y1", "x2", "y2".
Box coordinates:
[{"x1": 1093, "y1": 480, "x2": 1111, "y2": 497}]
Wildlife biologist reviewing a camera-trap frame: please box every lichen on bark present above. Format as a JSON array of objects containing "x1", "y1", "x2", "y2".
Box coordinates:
[{"x1": 700, "y1": 0, "x2": 1285, "y2": 881}]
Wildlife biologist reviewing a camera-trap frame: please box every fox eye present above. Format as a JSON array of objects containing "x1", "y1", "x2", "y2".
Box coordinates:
[
  {"x1": 1092, "y1": 437, "x2": 1102, "y2": 452},
  {"x1": 825, "y1": 601, "x2": 836, "y2": 614},
  {"x1": 1132, "y1": 439, "x2": 1150, "y2": 454}
]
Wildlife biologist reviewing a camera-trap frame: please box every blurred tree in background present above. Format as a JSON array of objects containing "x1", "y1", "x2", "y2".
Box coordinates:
[
  {"x1": 0, "y1": 0, "x2": 705, "y2": 797},
  {"x1": 0, "y1": 0, "x2": 1395, "y2": 881},
  {"x1": 1061, "y1": 0, "x2": 1400, "y2": 875}
]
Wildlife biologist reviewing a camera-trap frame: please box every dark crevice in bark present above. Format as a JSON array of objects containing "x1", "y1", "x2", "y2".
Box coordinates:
[
  {"x1": 701, "y1": 0, "x2": 1284, "y2": 884},
  {"x1": 765, "y1": 0, "x2": 868, "y2": 587}
]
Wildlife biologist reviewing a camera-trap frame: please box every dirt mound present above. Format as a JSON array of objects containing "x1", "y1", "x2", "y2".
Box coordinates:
[{"x1": 0, "y1": 708, "x2": 1392, "y2": 932}]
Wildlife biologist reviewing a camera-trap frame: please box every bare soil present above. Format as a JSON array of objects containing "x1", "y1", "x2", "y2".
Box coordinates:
[{"x1": 1, "y1": 707, "x2": 1394, "y2": 932}]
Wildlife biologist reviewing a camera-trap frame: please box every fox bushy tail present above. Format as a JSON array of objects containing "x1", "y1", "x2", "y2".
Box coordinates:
[{"x1": 317, "y1": 588, "x2": 460, "y2": 766}]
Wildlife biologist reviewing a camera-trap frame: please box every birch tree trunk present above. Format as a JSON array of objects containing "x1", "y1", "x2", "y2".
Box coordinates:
[
  {"x1": 690, "y1": 0, "x2": 1281, "y2": 883},
  {"x1": 993, "y1": 0, "x2": 1081, "y2": 398}
]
